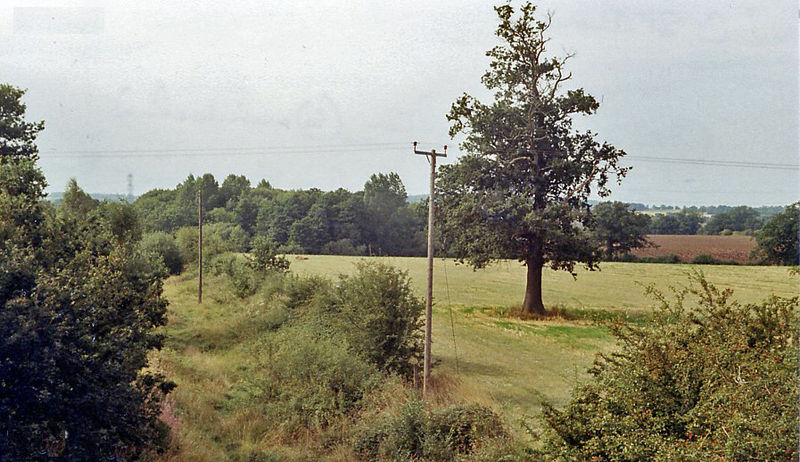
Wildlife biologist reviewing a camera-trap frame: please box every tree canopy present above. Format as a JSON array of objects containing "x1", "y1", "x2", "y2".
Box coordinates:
[
  {"x1": 438, "y1": 3, "x2": 628, "y2": 313},
  {"x1": 0, "y1": 84, "x2": 172, "y2": 459},
  {"x1": 753, "y1": 202, "x2": 799, "y2": 266},
  {"x1": 591, "y1": 201, "x2": 651, "y2": 260}
]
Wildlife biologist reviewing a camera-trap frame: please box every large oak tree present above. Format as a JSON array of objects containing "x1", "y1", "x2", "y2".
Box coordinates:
[{"x1": 439, "y1": 3, "x2": 629, "y2": 314}]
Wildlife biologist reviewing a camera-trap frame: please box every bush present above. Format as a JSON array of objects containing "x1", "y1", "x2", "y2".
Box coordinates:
[
  {"x1": 327, "y1": 261, "x2": 424, "y2": 377},
  {"x1": 206, "y1": 222, "x2": 250, "y2": 252},
  {"x1": 321, "y1": 238, "x2": 367, "y2": 256},
  {"x1": 638, "y1": 253, "x2": 682, "y2": 264},
  {"x1": 140, "y1": 232, "x2": 184, "y2": 275},
  {"x1": 690, "y1": 253, "x2": 738, "y2": 265},
  {"x1": 353, "y1": 400, "x2": 506, "y2": 460},
  {"x1": 175, "y1": 226, "x2": 229, "y2": 264},
  {"x1": 539, "y1": 273, "x2": 799, "y2": 461},
  {"x1": 253, "y1": 327, "x2": 378, "y2": 432},
  {"x1": 283, "y1": 274, "x2": 330, "y2": 310},
  {"x1": 248, "y1": 236, "x2": 290, "y2": 273}
]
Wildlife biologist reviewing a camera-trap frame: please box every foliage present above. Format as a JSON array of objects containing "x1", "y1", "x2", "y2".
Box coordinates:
[
  {"x1": 353, "y1": 400, "x2": 506, "y2": 460},
  {"x1": 253, "y1": 326, "x2": 379, "y2": 433},
  {"x1": 439, "y1": 2, "x2": 628, "y2": 313},
  {"x1": 540, "y1": 274, "x2": 798, "y2": 461},
  {"x1": 134, "y1": 171, "x2": 426, "y2": 258},
  {"x1": 752, "y1": 202, "x2": 799, "y2": 265},
  {"x1": 174, "y1": 225, "x2": 229, "y2": 265},
  {"x1": 648, "y1": 210, "x2": 704, "y2": 235},
  {"x1": 205, "y1": 221, "x2": 250, "y2": 252},
  {"x1": 247, "y1": 236, "x2": 290, "y2": 273},
  {"x1": 324, "y1": 261, "x2": 424, "y2": 377},
  {"x1": 690, "y1": 253, "x2": 738, "y2": 265},
  {"x1": 592, "y1": 201, "x2": 651, "y2": 259},
  {"x1": 59, "y1": 177, "x2": 99, "y2": 217},
  {"x1": 702, "y1": 205, "x2": 762, "y2": 234},
  {"x1": 140, "y1": 231, "x2": 184, "y2": 275},
  {"x1": 0, "y1": 84, "x2": 172, "y2": 459}
]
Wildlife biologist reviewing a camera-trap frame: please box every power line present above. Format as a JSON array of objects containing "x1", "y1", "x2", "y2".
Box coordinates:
[
  {"x1": 627, "y1": 155, "x2": 798, "y2": 171},
  {"x1": 36, "y1": 142, "x2": 799, "y2": 171}
]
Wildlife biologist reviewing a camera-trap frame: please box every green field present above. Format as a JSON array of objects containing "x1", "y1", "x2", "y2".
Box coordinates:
[
  {"x1": 157, "y1": 257, "x2": 796, "y2": 459},
  {"x1": 290, "y1": 255, "x2": 797, "y2": 312}
]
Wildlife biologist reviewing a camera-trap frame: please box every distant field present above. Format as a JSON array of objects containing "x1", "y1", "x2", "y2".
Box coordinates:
[{"x1": 632, "y1": 234, "x2": 757, "y2": 263}]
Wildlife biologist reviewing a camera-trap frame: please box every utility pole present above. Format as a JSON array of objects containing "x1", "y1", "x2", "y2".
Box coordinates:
[
  {"x1": 413, "y1": 141, "x2": 447, "y2": 398},
  {"x1": 198, "y1": 189, "x2": 203, "y2": 304}
]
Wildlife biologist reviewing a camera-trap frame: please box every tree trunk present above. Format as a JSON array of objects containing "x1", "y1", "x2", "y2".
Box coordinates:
[{"x1": 521, "y1": 254, "x2": 546, "y2": 315}]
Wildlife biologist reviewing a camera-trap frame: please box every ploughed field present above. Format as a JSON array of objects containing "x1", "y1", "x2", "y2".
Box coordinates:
[
  {"x1": 632, "y1": 234, "x2": 757, "y2": 263},
  {"x1": 157, "y1": 256, "x2": 795, "y2": 459}
]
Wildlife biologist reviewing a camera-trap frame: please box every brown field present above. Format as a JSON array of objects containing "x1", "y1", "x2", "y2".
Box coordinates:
[{"x1": 632, "y1": 234, "x2": 757, "y2": 263}]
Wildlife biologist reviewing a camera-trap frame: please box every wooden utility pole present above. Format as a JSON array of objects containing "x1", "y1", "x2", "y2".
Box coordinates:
[
  {"x1": 198, "y1": 189, "x2": 203, "y2": 304},
  {"x1": 413, "y1": 141, "x2": 447, "y2": 398}
]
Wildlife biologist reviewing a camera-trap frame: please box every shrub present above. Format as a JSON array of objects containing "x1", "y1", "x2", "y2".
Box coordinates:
[
  {"x1": 353, "y1": 400, "x2": 506, "y2": 460},
  {"x1": 284, "y1": 274, "x2": 330, "y2": 310},
  {"x1": 539, "y1": 273, "x2": 799, "y2": 461},
  {"x1": 253, "y1": 327, "x2": 378, "y2": 432},
  {"x1": 175, "y1": 226, "x2": 229, "y2": 264},
  {"x1": 691, "y1": 253, "x2": 738, "y2": 265},
  {"x1": 639, "y1": 253, "x2": 681, "y2": 264},
  {"x1": 321, "y1": 238, "x2": 367, "y2": 256},
  {"x1": 327, "y1": 261, "x2": 424, "y2": 376},
  {"x1": 427, "y1": 403, "x2": 506, "y2": 455},
  {"x1": 140, "y1": 232, "x2": 184, "y2": 275},
  {"x1": 248, "y1": 236, "x2": 290, "y2": 273},
  {"x1": 206, "y1": 222, "x2": 250, "y2": 252}
]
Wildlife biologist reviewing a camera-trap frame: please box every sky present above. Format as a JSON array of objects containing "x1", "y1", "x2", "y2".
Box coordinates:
[{"x1": 0, "y1": 0, "x2": 797, "y2": 206}]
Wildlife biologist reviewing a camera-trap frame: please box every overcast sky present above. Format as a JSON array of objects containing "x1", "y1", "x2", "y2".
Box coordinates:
[{"x1": 0, "y1": 0, "x2": 797, "y2": 206}]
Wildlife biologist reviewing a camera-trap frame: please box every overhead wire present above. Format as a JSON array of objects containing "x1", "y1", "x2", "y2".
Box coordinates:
[{"x1": 38, "y1": 142, "x2": 799, "y2": 171}]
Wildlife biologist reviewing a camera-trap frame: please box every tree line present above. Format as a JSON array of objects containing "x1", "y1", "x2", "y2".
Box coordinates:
[{"x1": 131, "y1": 172, "x2": 427, "y2": 258}]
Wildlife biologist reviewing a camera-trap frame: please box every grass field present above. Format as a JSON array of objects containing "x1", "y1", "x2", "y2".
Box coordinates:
[{"x1": 157, "y1": 256, "x2": 796, "y2": 459}]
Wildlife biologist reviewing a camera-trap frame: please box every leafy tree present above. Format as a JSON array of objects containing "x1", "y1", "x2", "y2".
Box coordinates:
[
  {"x1": 60, "y1": 178, "x2": 99, "y2": 217},
  {"x1": 247, "y1": 235, "x2": 290, "y2": 272},
  {"x1": 289, "y1": 202, "x2": 331, "y2": 253},
  {"x1": 752, "y1": 202, "x2": 799, "y2": 265},
  {"x1": 540, "y1": 275, "x2": 798, "y2": 460},
  {"x1": 0, "y1": 84, "x2": 172, "y2": 459},
  {"x1": 648, "y1": 210, "x2": 704, "y2": 235},
  {"x1": 0, "y1": 84, "x2": 47, "y2": 248},
  {"x1": 219, "y1": 173, "x2": 250, "y2": 207},
  {"x1": 439, "y1": 3, "x2": 628, "y2": 314},
  {"x1": 102, "y1": 201, "x2": 142, "y2": 244},
  {"x1": 702, "y1": 205, "x2": 762, "y2": 234},
  {"x1": 140, "y1": 231, "x2": 184, "y2": 275},
  {"x1": 592, "y1": 201, "x2": 651, "y2": 260}
]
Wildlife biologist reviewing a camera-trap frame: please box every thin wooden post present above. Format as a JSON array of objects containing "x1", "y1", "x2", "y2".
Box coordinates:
[
  {"x1": 413, "y1": 141, "x2": 447, "y2": 398},
  {"x1": 198, "y1": 189, "x2": 203, "y2": 304}
]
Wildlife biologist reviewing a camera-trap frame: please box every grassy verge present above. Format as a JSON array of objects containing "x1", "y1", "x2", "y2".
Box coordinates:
[{"x1": 155, "y1": 256, "x2": 795, "y2": 459}]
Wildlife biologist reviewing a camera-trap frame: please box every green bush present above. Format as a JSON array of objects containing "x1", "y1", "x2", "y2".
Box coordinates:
[
  {"x1": 175, "y1": 226, "x2": 229, "y2": 264},
  {"x1": 327, "y1": 261, "x2": 424, "y2": 376},
  {"x1": 140, "y1": 232, "x2": 184, "y2": 275},
  {"x1": 539, "y1": 274, "x2": 799, "y2": 461},
  {"x1": 427, "y1": 403, "x2": 506, "y2": 455},
  {"x1": 321, "y1": 238, "x2": 367, "y2": 256},
  {"x1": 639, "y1": 253, "x2": 682, "y2": 264},
  {"x1": 206, "y1": 222, "x2": 250, "y2": 252},
  {"x1": 248, "y1": 236, "x2": 290, "y2": 272},
  {"x1": 690, "y1": 253, "x2": 738, "y2": 265},
  {"x1": 284, "y1": 274, "x2": 330, "y2": 310},
  {"x1": 254, "y1": 327, "x2": 378, "y2": 432},
  {"x1": 353, "y1": 400, "x2": 506, "y2": 460}
]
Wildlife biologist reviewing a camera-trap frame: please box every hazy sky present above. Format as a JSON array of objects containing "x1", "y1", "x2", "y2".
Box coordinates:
[{"x1": 0, "y1": 0, "x2": 797, "y2": 205}]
